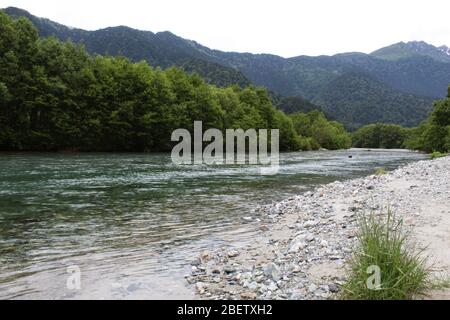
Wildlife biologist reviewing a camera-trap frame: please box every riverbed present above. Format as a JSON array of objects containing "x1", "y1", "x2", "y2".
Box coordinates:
[{"x1": 0, "y1": 149, "x2": 426, "y2": 299}]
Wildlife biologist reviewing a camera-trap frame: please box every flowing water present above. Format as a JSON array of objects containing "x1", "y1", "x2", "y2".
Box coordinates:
[{"x1": 0, "y1": 149, "x2": 426, "y2": 299}]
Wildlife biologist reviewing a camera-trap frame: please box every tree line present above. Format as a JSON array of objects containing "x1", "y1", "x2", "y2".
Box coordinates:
[
  {"x1": 0, "y1": 13, "x2": 351, "y2": 153},
  {"x1": 352, "y1": 87, "x2": 450, "y2": 153}
]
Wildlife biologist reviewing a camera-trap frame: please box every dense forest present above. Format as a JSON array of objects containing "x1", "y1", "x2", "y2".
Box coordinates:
[
  {"x1": 352, "y1": 124, "x2": 410, "y2": 149},
  {"x1": 0, "y1": 13, "x2": 351, "y2": 153},
  {"x1": 352, "y1": 88, "x2": 450, "y2": 153},
  {"x1": 4, "y1": 7, "x2": 450, "y2": 129},
  {"x1": 404, "y1": 87, "x2": 450, "y2": 153}
]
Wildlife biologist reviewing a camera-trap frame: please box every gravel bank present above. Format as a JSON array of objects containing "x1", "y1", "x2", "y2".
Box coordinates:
[{"x1": 186, "y1": 156, "x2": 450, "y2": 300}]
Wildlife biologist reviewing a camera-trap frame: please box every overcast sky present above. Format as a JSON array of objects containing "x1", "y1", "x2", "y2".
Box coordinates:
[{"x1": 2, "y1": 0, "x2": 449, "y2": 57}]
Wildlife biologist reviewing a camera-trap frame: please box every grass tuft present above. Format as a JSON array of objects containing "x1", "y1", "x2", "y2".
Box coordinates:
[
  {"x1": 429, "y1": 151, "x2": 448, "y2": 160},
  {"x1": 342, "y1": 210, "x2": 430, "y2": 300},
  {"x1": 375, "y1": 168, "x2": 387, "y2": 175}
]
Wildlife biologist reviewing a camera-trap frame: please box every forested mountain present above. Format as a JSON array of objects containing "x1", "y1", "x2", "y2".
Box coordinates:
[
  {"x1": 313, "y1": 73, "x2": 434, "y2": 129},
  {"x1": 1, "y1": 7, "x2": 251, "y2": 89},
  {"x1": 0, "y1": 12, "x2": 353, "y2": 152},
  {"x1": 3, "y1": 6, "x2": 450, "y2": 128}
]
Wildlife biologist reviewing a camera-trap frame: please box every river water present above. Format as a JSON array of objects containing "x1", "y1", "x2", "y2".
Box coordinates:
[{"x1": 0, "y1": 149, "x2": 426, "y2": 299}]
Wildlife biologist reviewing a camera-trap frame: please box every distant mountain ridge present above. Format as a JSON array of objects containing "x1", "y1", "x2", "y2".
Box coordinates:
[
  {"x1": 371, "y1": 41, "x2": 450, "y2": 63},
  {"x1": 3, "y1": 6, "x2": 450, "y2": 129}
]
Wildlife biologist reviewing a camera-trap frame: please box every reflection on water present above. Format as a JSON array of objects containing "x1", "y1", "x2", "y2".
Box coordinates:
[{"x1": 0, "y1": 149, "x2": 426, "y2": 299}]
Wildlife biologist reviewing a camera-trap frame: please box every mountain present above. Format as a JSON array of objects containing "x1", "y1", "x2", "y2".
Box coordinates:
[
  {"x1": 1, "y1": 7, "x2": 251, "y2": 89},
  {"x1": 371, "y1": 41, "x2": 450, "y2": 63},
  {"x1": 313, "y1": 73, "x2": 433, "y2": 129},
  {"x1": 3, "y1": 6, "x2": 450, "y2": 128}
]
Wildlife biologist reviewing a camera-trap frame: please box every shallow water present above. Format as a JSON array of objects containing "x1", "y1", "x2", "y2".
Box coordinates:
[{"x1": 0, "y1": 149, "x2": 426, "y2": 299}]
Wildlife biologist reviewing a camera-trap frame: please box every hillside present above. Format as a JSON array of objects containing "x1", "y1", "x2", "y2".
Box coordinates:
[
  {"x1": 1, "y1": 7, "x2": 250, "y2": 89},
  {"x1": 3, "y1": 6, "x2": 450, "y2": 128},
  {"x1": 371, "y1": 41, "x2": 450, "y2": 63}
]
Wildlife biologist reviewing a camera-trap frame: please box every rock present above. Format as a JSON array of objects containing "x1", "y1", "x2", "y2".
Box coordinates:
[
  {"x1": 303, "y1": 220, "x2": 318, "y2": 228},
  {"x1": 291, "y1": 265, "x2": 302, "y2": 273},
  {"x1": 319, "y1": 240, "x2": 329, "y2": 248},
  {"x1": 224, "y1": 265, "x2": 236, "y2": 274},
  {"x1": 328, "y1": 283, "x2": 340, "y2": 293},
  {"x1": 263, "y1": 263, "x2": 282, "y2": 281},
  {"x1": 195, "y1": 282, "x2": 207, "y2": 294},
  {"x1": 290, "y1": 291, "x2": 304, "y2": 300},
  {"x1": 227, "y1": 250, "x2": 240, "y2": 258},
  {"x1": 241, "y1": 292, "x2": 257, "y2": 300},
  {"x1": 248, "y1": 282, "x2": 259, "y2": 290},
  {"x1": 200, "y1": 251, "x2": 213, "y2": 262},
  {"x1": 267, "y1": 281, "x2": 278, "y2": 292},
  {"x1": 308, "y1": 283, "x2": 318, "y2": 293},
  {"x1": 288, "y1": 236, "x2": 307, "y2": 253},
  {"x1": 210, "y1": 267, "x2": 221, "y2": 274},
  {"x1": 190, "y1": 258, "x2": 201, "y2": 266}
]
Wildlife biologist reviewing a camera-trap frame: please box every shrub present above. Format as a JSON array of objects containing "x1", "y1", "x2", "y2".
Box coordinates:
[
  {"x1": 342, "y1": 210, "x2": 430, "y2": 300},
  {"x1": 429, "y1": 151, "x2": 448, "y2": 160}
]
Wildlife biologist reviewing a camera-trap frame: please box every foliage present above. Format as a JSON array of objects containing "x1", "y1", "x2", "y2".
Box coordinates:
[
  {"x1": 404, "y1": 89, "x2": 450, "y2": 153},
  {"x1": 179, "y1": 59, "x2": 251, "y2": 88},
  {"x1": 375, "y1": 168, "x2": 387, "y2": 175},
  {"x1": 314, "y1": 73, "x2": 433, "y2": 129},
  {"x1": 0, "y1": 12, "x2": 351, "y2": 152},
  {"x1": 4, "y1": 7, "x2": 450, "y2": 129},
  {"x1": 352, "y1": 123, "x2": 409, "y2": 149},
  {"x1": 429, "y1": 151, "x2": 448, "y2": 160},
  {"x1": 290, "y1": 110, "x2": 352, "y2": 150},
  {"x1": 342, "y1": 210, "x2": 430, "y2": 300}
]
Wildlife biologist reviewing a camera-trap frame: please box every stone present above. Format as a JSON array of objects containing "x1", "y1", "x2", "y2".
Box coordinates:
[
  {"x1": 190, "y1": 258, "x2": 201, "y2": 266},
  {"x1": 200, "y1": 251, "x2": 213, "y2": 262},
  {"x1": 224, "y1": 265, "x2": 236, "y2": 274},
  {"x1": 227, "y1": 250, "x2": 239, "y2": 258},
  {"x1": 241, "y1": 292, "x2": 257, "y2": 300},
  {"x1": 263, "y1": 263, "x2": 282, "y2": 281},
  {"x1": 288, "y1": 236, "x2": 307, "y2": 253},
  {"x1": 195, "y1": 282, "x2": 207, "y2": 294},
  {"x1": 328, "y1": 283, "x2": 339, "y2": 293},
  {"x1": 308, "y1": 283, "x2": 318, "y2": 293}
]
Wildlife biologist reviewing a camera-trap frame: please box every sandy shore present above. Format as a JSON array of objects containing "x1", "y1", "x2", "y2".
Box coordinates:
[{"x1": 186, "y1": 156, "x2": 450, "y2": 300}]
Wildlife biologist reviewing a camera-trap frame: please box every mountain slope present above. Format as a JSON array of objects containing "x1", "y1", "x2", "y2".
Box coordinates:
[
  {"x1": 3, "y1": 6, "x2": 449, "y2": 128},
  {"x1": 371, "y1": 41, "x2": 450, "y2": 63},
  {"x1": 1, "y1": 7, "x2": 250, "y2": 88},
  {"x1": 313, "y1": 73, "x2": 434, "y2": 129}
]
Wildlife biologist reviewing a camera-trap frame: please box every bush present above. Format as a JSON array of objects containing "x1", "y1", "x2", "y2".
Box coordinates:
[
  {"x1": 290, "y1": 110, "x2": 351, "y2": 150},
  {"x1": 429, "y1": 151, "x2": 448, "y2": 160},
  {"x1": 352, "y1": 123, "x2": 408, "y2": 149},
  {"x1": 342, "y1": 210, "x2": 429, "y2": 300}
]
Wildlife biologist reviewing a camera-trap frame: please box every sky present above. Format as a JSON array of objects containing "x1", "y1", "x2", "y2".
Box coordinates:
[{"x1": 1, "y1": 0, "x2": 449, "y2": 57}]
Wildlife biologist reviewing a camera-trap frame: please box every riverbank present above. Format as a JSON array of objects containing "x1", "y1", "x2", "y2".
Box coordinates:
[{"x1": 187, "y1": 156, "x2": 450, "y2": 300}]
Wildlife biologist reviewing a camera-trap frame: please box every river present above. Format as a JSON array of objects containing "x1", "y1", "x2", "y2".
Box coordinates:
[{"x1": 0, "y1": 149, "x2": 426, "y2": 299}]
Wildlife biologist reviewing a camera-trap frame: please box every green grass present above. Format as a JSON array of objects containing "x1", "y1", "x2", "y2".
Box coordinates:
[
  {"x1": 375, "y1": 168, "x2": 387, "y2": 175},
  {"x1": 429, "y1": 151, "x2": 448, "y2": 160},
  {"x1": 342, "y1": 210, "x2": 430, "y2": 300}
]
